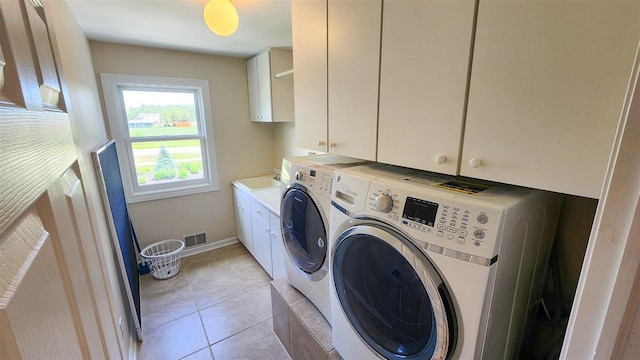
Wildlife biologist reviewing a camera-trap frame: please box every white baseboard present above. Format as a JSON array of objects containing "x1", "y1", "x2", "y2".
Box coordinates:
[{"x1": 180, "y1": 237, "x2": 239, "y2": 258}]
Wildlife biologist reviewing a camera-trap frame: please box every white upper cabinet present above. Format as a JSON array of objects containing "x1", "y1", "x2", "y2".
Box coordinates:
[
  {"x1": 292, "y1": 0, "x2": 328, "y2": 152},
  {"x1": 290, "y1": 1, "x2": 640, "y2": 198},
  {"x1": 377, "y1": 0, "x2": 475, "y2": 175},
  {"x1": 327, "y1": 0, "x2": 381, "y2": 161},
  {"x1": 247, "y1": 49, "x2": 294, "y2": 123},
  {"x1": 462, "y1": 1, "x2": 640, "y2": 198}
]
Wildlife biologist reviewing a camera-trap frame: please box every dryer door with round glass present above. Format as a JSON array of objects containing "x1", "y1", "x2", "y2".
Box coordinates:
[
  {"x1": 281, "y1": 186, "x2": 328, "y2": 280},
  {"x1": 333, "y1": 223, "x2": 458, "y2": 359}
]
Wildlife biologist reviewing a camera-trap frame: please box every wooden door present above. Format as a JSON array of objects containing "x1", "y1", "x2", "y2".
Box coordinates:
[{"x1": 0, "y1": 0, "x2": 107, "y2": 357}]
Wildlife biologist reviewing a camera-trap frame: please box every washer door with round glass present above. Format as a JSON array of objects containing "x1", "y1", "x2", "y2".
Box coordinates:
[
  {"x1": 333, "y1": 222, "x2": 458, "y2": 360},
  {"x1": 281, "y1": 185, "x2": 328, "y2": 280}
]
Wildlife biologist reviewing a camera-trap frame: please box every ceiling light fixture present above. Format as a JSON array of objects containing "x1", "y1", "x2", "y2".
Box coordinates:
[{"x1": 203, "y1": 0, "x2": 239, "y2": 37}]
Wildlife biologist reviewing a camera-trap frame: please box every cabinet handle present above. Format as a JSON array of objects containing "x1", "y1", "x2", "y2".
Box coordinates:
[
  {"x1": 318, "y1": 140, "x2": 326, "y2": 147},
  {"x1": 329, "y1": 142, "x2": 337, "y2": 148},
  {"x1": 435, "y1": 155, "x2": 447, "y2": 165},
  {"x1": 256, "y1": 209, "x2": 262, "y2": 215},
  {"x1": 469, "y1": 158, "x2": 483, "y2": 168},
  {"x1": 265, "y1": 227, "x2": 270, "y2": 233}
]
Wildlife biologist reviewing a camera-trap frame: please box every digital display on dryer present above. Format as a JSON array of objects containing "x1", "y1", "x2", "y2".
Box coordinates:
[{"x1": 402, "y1": 197, "x2": 439, "y2": 227}]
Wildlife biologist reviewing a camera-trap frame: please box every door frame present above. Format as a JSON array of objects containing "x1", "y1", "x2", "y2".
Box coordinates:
[{"x1": 561, "y1": 39, "x2": 640, "y2": 358}]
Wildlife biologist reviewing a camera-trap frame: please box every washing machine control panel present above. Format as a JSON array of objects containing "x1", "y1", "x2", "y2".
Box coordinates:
[
  {"x1": 290, "y1": 164, "x2": 333, "y2": 198},
  {"x1": 365, "y1": 183, "x2": 502, "y2": 259}
]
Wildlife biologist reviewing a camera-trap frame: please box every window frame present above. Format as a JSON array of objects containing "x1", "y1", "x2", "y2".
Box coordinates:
[{"x1": 100, "y1": 73, "x2": 219, "y2": 203}]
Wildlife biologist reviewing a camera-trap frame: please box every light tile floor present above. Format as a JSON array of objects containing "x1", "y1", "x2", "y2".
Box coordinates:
[{"x1": 137, "y1": 242, "x2": 291, "y2": 360}]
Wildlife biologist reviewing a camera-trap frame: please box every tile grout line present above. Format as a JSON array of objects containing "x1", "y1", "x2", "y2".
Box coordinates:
[{"x1": 196, "y1": 309, "x2": 215, "y2": 358}]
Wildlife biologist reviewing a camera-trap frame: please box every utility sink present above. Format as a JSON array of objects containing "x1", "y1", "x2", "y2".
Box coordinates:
[
  {"x1": 253, "y1": 187, "x2": 282, "y2": 215},
  {"x1": 232, "y1": 176, "x2": 280, "y2": 192}
]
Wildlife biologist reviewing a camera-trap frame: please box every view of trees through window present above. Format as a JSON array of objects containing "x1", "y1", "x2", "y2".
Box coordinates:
[{"x1": 122, "y1": 89, "x2": 204, "y2": 187}]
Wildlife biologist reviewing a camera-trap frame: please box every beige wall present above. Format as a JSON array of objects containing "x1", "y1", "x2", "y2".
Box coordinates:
[
  {"x1": 46, "y1": 2, "x2": 133, "y2": 358},
  {"x1": 274, "y1": 122, "x2": 309, "y2": 169},
  {"x1": 89, "y1": 41, "x2": 278, "y2": 248}
]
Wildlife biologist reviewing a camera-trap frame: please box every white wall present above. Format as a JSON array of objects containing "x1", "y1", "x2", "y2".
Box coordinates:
[
  {"x1": 46, "y1": 1, "x2": 133, "y2": 358},
  {"x1": 89, "y1": 41, "x2": 277, "y2": 248}
]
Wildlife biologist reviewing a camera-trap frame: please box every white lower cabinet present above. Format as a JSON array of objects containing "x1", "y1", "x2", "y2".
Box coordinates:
[
  {"x1": 269, "y1": 212, "x2": 286, "y2": 280},
  {"x1": 233, "y1": 187, "x2": 253, "y2": 254},
  {"x1": 251, "y1": 199, "x2": 273, "y2": 276},
  {"x1": 234, "y1": 188, "x2": 287, "y2": 279}
]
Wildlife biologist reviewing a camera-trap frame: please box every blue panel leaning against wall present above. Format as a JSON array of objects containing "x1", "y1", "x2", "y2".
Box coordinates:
[{"x1": 93, "y1": 140, "x2": 143, "y2": 340}]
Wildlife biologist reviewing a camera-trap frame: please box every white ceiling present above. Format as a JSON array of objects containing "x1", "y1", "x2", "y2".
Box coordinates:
[{"x1": 65, "y1": 0, "x2": 293, "y2": 58}]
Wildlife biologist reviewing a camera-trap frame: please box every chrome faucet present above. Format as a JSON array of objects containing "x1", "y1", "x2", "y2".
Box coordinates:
[{"x1": 266, "y1": 168, "x2": 281, "y2": 181}]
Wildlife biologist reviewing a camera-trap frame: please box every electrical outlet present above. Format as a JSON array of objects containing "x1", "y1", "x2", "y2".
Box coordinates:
[{"x1": 119, "y1": 316, "x2": 124, "y2": 339}]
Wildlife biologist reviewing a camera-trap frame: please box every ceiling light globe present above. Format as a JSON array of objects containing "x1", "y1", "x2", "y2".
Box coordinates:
[{"x1": 203, "y1": 0, "x2": 239, "y2": 37}]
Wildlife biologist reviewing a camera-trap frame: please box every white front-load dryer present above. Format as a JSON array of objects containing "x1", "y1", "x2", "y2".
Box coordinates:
[
  {"x1": 280, "y1": 155, "x2": 367, "y2": 323},
  {"x1": 329, "y1": 163, "x2": 562, "y2": 359}
]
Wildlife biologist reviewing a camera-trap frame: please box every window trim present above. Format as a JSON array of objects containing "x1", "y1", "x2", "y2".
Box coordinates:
[{"x1": 100, "y1": 73, "x2": 219, "y2": 203}]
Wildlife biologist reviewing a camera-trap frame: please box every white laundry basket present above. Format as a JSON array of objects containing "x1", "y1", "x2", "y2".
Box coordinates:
[{"x1": 140, "y1": 239, "x2": 185, "y2": 280}]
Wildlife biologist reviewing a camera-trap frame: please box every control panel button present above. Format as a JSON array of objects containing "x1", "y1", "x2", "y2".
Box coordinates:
[
  {"x1": 477, "y1": 213, "x2": 489, "y2": 224},
  {"x1": 446, "y1": 234, "x2": 454, "y2": 240},
  {"x1": 459, "y1": 230, "x2": 468, "y2": 236},
  {"x1": 295, "y1": 170, "x2": 304, "y2": 181},
  {"x1": 447, "y1": 226, "x2": 457, "y2": 234},
  {"x1": 473, "y1": 229, "x2": 485, "y2": 240}
]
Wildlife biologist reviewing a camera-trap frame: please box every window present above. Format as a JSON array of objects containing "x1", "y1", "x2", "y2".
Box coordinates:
[{"x1": 100, "y1": 74, "x2": 219, "y2": 202}]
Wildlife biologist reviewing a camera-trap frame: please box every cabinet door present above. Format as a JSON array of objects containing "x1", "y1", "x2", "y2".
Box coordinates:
[
  {"x1": 256, "y1": 51, "x2": 273, "y2": 122},
  {"x1": 232, "y1": 187, "x2": 253, "y2": 253},
  {"x1": 269, "y1": 212, "x2": 286, "y2": 280},
  {"x1": 246, "y1": 55, "x2": 261, "y2": 122},
  {"x1": 292, "y1": 0, "x2": 328, "y2": 151},
  {"x1": 463, "y1": 1, "x2": 640, "y2": 198},
  {"x1": 377, "y1": 0, "x2": 475, "y2": 175},
  {"x1": 250, "y1": 199, "x2": 272, "y2": 277},
  {"x1": 327, "y1": 0, "x2": 381, "y2": 160}
]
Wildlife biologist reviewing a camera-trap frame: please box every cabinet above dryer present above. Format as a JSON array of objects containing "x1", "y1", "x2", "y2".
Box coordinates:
[
  {"x1": 291, "y1": 0, "x2": 640, "y2": 198},
  {"x1": 461, "y1": 1, "x2": 640, "y2": 198},
  {"x1": 246, "y1": 48, "x2": 294, "y2": 123},
  {"x1": 377, "y1": 0, "x2": 476, "y2": 175}
]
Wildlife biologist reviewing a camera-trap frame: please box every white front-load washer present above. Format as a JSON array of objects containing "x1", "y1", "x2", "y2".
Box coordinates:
[
  {"x1": 280, "y1": 155, "x2": 367, "y2": 323},
  {"x1": 329, "y1": 163, "x2": 562, "y2": 359}
]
